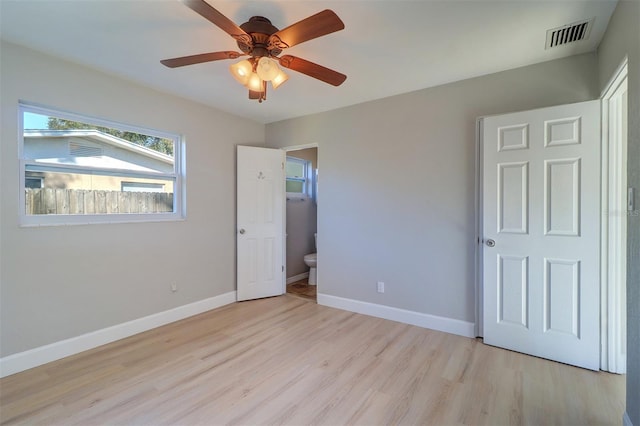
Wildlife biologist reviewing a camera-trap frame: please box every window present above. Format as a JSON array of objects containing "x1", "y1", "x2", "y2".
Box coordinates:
[
  {"x1": 121, "y1": 182, "x2": 165, "y2": 193},
  {"x1": 286, "y1": 156, "x2": 313, "y2": 198},
  {"x1": 19, "y1": 103, "x2": 185, "y2": 225},
  {"x1": 25, "y1": 175, "x2": 43, "y2": 189}
]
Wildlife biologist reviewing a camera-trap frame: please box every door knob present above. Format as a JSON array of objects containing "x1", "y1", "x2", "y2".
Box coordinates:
[
  {"x1": 486, "y1": 239, "x2": 495, "y2": 247},
  {"x1": 239, "y1": 228, "x2": 245, "y2": 235}
]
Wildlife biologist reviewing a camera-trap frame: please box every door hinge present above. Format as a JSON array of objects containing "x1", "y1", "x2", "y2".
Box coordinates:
[
  {"x1": 282, "y1": 162, "x2": 284, "y2": 170},
  {"x1": 282, "y1": 265, "x2": 284, "y2": 272}
]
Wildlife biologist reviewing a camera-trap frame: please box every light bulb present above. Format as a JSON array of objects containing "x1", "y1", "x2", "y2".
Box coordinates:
[
  {"x1": 271, "y1": 69, "x2": 289, "y2": 89},
  {"x1": 246, "y1": 72, "x2": 264, "y2": 92},
  {"x1": 256, "y1": 57, "x2": 279, "y2": 81},
  {"x1": 229, "y1": 59, "x2": 252, "y2": 85}
]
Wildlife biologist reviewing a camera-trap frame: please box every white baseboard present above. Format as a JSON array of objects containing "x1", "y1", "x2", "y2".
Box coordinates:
[
  {"x1": 623, "y1": 412, "x2": 634, "y2": 426},
  {"x1": 317, "y1": 293, "x2": 475, "y2": 338},
  {"x1": 286, "y1": 272, "x2": 309, "y2": 285},
  {"x1": 0, "y1": 291, "x2": 237, "y2": 378}
]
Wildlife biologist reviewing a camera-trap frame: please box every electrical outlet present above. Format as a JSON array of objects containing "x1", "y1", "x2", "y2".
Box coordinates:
[
  {"x1": 171, "y1": 283, "x2": 178, "y2": 292},
  {"x1": 377, "y1": 281, "x2": 385, "y2": 293}
]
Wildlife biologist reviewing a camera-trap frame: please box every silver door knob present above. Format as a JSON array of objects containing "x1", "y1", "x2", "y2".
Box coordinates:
[
  {"x1": 486, "y1": 239, "x2": 495, "y2": 247},
  {"x1": 239, "y1": 228, "x2": 245, "y2": 234}
]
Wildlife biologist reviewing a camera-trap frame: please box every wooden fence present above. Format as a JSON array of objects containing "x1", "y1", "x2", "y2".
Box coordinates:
[{"x1": 25, "y1": 188, "x2": 173, "y2": 215}]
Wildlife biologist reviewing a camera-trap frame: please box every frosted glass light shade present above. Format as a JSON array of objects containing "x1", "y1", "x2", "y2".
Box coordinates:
[
  {"x1": 271, "y1": 69, "x2": 289, "y2": 89},
  {"x1": 229, "y1": 59, "x2": 252, "y2": 85},
  {"x1": 246, "y1": 72, "x2": 264, "y2": 92},
  {"x1": 256, "y1": 57, "x2": 279, "y2": 81}
]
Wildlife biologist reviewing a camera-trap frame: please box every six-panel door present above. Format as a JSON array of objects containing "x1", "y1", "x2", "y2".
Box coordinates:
[
  {"x1": 482, "y1": 101, "x2": 600, "y2": 370},
  {"x1": 237, "y1": 146, "x2": 285, "y2": 301}
]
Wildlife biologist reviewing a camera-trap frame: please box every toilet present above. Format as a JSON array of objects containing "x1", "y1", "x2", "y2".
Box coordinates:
[{"x1": 303, "y1": 233, "x2": 317, "y2": 285}]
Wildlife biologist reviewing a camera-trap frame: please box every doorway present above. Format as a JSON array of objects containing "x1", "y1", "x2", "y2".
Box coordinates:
[
  {"x1": 236, "y1": 145, "x2": 285, "y2": 301},
  {"x1": 476, "y1": 59, "x2": 629, "y2": 372},
  {"x1": 283, "y1": 145, "x2": 318, "y2": 302}
]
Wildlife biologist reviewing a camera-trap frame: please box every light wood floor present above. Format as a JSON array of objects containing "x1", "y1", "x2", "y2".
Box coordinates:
[{"x1": 0, "y1": 295, "x2": 625, "y2": 425}]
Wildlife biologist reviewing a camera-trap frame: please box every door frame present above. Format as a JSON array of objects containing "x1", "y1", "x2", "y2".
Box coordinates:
[
  {"x1": 600, "y1": 57, "x2": 628, "y2": 374},
  {"x1": 282, "y1": 143, "x2": 320, "y2": 292},
  {"x1": 474, "y1": 118, "x2": 485, "y2": 338},
  {"x1": 474, "y1": 63, "x2": 629, "y2": 372}
]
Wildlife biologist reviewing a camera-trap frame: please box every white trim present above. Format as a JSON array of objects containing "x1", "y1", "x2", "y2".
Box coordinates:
[
  {"x1": 20, "y1": 101, "x2": 180, "y2": 141},
  {"x1": 287, "y1": 272, "x2": 309, "y2": 285},
  {"x1": 600, "y1": 58, "x2": 628, "y2": 373},
  {"x1": 282, "y1": 143, "x2": 319, "y2": 152},
  {"x1": 0, "y1": 292, "x2": 236, "y2": 378},
  {"x1": 600, "y1": 56, "x2": 629, "y2": 99},
  {"x1": 317, "y1": 293, "x2": 475, "y2": 338},
  {"x1": 623, "y1": 412, "x2": 634, "y2": 426},
  {"x1": 475, "y1": 118, "x2": 484, "y2": 337}
]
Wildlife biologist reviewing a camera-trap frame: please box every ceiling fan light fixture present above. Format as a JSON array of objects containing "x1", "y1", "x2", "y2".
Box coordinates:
[
  {"x1": 271, "y1": 68, "x2": 289, "y2": 89},
  {"x1": 161, "y1": 2, "x2": 346, "y2": 103},
  {"x1": 256, "y1": 57, "x2": 279, "y2": 81},
  {"x1": 229, "y1": 59, "x2": 252, "y2": 85}
]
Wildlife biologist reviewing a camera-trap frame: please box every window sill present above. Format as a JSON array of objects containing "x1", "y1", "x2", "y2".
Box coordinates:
[{"x1": 19, "y1": 213, "x2": 185, "y2": 227}]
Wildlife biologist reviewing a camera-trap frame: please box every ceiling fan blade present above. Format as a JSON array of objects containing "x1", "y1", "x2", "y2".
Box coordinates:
[
  {"x1": 180, "y1": 0, "x2": 252, "y2": 47},
  {"x1": 160, "y1": 51, "x2": 243, "y2": 68},
  {"x1": 268, "y1": 10, "x2": 344, "y2": 50},
  {"x1": 278, "y1": 55, "x2": 347, "y2": 86}
]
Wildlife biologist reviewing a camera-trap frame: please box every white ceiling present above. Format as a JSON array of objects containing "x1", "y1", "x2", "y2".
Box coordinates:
[{"x1": 0, "y1": 0, "x2": 617, "y2": 124}]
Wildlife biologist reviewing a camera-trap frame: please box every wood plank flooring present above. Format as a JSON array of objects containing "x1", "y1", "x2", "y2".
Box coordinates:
[
  {"x1": 286, "y1": 279, "x2": 317, "y2": 301},
  {"x1": 0, "y1": 295, "x2": 625, "y2": 425}
]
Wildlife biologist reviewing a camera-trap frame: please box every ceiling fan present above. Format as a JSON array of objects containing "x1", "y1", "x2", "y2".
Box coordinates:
[{"x1": 161, "y1": 0, "x2": 347, "y2": 102}]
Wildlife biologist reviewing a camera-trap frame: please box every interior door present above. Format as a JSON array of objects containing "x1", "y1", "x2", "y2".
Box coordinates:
[
  {"x1": 482, "y1": 100, "x2": 600, "y2": 370},
  {"x1": 237, "y1": 146, "x2": 285, "y2": 301}
]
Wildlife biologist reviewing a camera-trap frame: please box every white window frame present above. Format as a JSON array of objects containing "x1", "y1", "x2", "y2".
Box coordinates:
[
  {"x1": 18, "y1": 102, "x2": 186, "y2": 226},
  {"x1": 285, "y1": 156, "x2": 313, "y2": 199}
]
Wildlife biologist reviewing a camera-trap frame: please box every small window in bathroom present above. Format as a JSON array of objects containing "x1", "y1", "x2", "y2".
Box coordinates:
[{"x1": 286, "y1": 157, "x2": 312, "y2": 198}]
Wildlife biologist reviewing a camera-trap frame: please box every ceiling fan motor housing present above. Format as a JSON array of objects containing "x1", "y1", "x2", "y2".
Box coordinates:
[{"x1": 239, "y1": 16, "x2": 282, "y2": 57}]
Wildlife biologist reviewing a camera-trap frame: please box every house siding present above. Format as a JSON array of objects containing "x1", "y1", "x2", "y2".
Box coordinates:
[{"x1": 24, "y1": 134, "x2": 175, "y2": 192}]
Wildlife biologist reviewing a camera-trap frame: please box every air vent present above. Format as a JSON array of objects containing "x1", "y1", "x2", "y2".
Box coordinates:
[
  {"x1": 545, "y1": 18, "x2": 594, "y2": 49},
  {"x1": 69, "y1": 141, "x2": 102, "y2": 157}
]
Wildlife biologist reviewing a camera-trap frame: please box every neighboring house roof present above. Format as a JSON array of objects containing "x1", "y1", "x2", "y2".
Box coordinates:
[
  {"x1": 24, "y1": 129, "x2": 174, "y2": 174},
  {"x1": 24, "y1": 129, "x2": 173, "y2": 163}
]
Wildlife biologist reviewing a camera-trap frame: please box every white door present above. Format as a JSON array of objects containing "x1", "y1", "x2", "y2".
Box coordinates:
[
  {"x1": 237, "y1": 146, "x2": 285, "y2": 301},
  {"x1": 482, "y1": 100, "x2": 600, "y2": 370}
]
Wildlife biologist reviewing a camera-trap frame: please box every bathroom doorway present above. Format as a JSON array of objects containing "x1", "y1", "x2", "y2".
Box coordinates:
[{"x1": 283, "y1": 145, "x2": 318, "y2": 302}]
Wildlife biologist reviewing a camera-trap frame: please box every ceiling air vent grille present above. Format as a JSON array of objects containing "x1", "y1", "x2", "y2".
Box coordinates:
[
  {"x1": 545, "y1": 18, "x2": 594, "y2": 49},
  {"x1": 69, "y1": 141, "x2": 102, "y2": 157}
]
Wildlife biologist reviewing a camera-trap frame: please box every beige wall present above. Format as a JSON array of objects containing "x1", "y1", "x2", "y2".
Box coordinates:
[
  {"x1": 597, "y1": 1, "x2": 640, "y2": 424},
  {"x1": 0, "y1": 41, "x2": 265, "y2": 357},
  {"x1": 288, "y1": 148, "x2": 317, "y2": 170},
  {"x1": 267, "y1": 53, "x2": 599, "y2": 322}
]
